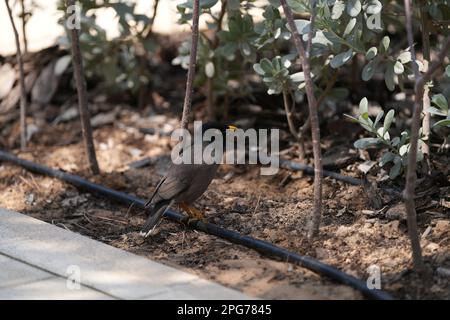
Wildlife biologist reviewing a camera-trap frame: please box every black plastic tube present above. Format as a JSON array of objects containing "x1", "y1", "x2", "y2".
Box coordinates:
[
  {"x1": 280, "y1": 158, "x2": 364, "y2": 186},
  {"x1": 0, "y1": 150, "x2": 393, "y2": 300}
]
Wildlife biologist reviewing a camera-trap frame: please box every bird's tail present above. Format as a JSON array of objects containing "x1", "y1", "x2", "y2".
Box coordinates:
[{"x1": 140, "y1": 199, "x2": 174, "y2": 237}]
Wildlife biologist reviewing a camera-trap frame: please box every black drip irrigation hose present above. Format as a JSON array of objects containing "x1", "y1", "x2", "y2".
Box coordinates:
[
  {"x1": 279, "y1": 158, "x2": 364, "y2": 186},
  {"x1": 0, "y1": 150, "x2": 393, "y2": 300}
]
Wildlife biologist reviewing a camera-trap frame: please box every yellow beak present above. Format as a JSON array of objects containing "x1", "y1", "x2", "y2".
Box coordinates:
[{"x1": 227, "y1": 125, "x2": 238, "y2": 131}]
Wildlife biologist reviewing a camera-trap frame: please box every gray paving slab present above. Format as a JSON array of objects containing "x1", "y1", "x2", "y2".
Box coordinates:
[
  {"x1": 0, "y1": 208, "x2": 253, "y2": 300},
  {"x1": 145, "y1": 279, "x2": 250, "y2": 300},
  {"x1": 0, "y1": 254, "x2": 52, "y2": 289},
  {"x1": 0, "y1": 276, "x2": 112, "y2": 300}
]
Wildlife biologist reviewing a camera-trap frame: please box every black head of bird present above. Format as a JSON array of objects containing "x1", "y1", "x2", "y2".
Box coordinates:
[
  {"x1": 200, "y1": 122, "x2": 237, "y2": 148},
  {"x1": 200, "y1": 122, "x2": 237, "y2": 134}
]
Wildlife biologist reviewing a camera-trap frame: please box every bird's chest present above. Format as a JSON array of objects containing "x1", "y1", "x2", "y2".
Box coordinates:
[{"x1": 176, "y1": 164, "x2": 219, "y2": 203}]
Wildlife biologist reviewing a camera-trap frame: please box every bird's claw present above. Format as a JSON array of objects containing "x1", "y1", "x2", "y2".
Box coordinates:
[
  {"x1": 180, "y1": 202, "x2": 206, "y2": 222},
  {"x1": 180, "y1": 216, "x2": 208, "y2": 226}
]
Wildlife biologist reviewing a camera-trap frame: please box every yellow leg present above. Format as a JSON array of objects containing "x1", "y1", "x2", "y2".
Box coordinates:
[{"x1": 180, "y1": 202, "x2": 206, "y2": 221}]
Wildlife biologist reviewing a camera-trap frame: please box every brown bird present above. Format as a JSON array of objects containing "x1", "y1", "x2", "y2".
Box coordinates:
[{"x1": 140, "y1": 122, "x2": 237, "y2": 237}]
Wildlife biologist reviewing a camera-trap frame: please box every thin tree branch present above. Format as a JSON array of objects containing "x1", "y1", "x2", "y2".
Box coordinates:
[
  {"x1": 180, "y1": 0, "x2": 200, "y2": 130},
  {"x1": 317, "y1": 69, "x2": 339, "y2": 107},
  {"x1": 298, "y1": 69, "x2": 339, "y2": 138},
  {"x1": 403, "y1": 0, "x2": 450, "y2": 273},
  {"x1": 5, "y1": 0, "x2": 27, "y2": 150},
  {"x1": 20, "y1": 0, "x2": 27, "y2": 54},
  {"x1": 419, "y1": 0, "x2": 431, "y2": 172},
  {"x1": 67, "y1": 0, "x2": 100, "y2": 175},
  {"x1": 280, "y1": 0, "x2": 323, "y2": 239},
  {"x1": 305, "y1": 0, "x2": 315, "y2": 55},
  {"x1": 283, "y1": 89, "x2": 300, "y2": 139},
  {"x1": 143, "y1": 0, "x2": 160, "y2": 39},
  {"x1": 206, "y1": 0, "x2": 227, "y2": 121},
  {"x1": 213, "y1": 0, "x2": 227, "y2": 47}
]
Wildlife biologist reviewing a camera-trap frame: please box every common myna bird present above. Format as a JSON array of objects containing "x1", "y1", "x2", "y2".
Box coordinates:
[{"x1": 140, "y1": 122, "x2": 237, "y2": 237}]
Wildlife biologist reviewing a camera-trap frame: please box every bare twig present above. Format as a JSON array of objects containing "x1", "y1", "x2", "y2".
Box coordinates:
[
  {"x1": 317, "y1": 69, "x2": 339, "y2": 107},
  {"x1": 299, "y1": 69, "x2": 339, "y2": 138},
  {"x1": 419, "y1": 0, "x2": 431, "y2": 172},
  {"x1": 403, "y1": 0, "x2": 450, "y2": 273},
  {"x1": 282, "y1": 89, "x2": 300, "y2": 139},
  {"x1": 143, "y1": 0, "x2": 160, "y2": 39},
  {"x1": 205, "y1": 0, "x2": 228, "y2": 121},
  {"x1": 5, "y1": 0, "x2": 27, "y2": 150},
  {"x1": 280, "y1": 0, "x2": 323, "y2": 238},
  {"x1": 180, "y1": 0, "x2": 200, "y2": 130},
  {"x1": 20, "y1": 0, "x2": 28, "y2": 54},
  {"x1": 149, "y1": 0, "x2": 160, "y2": 36},
  {"x1": 206, "y1": 77, "x2": 215, "y2": 120},
  {"x1": 67, "y1": 0, "x2": 100, "y2": 174},
  {"x1": 213, "y1": 0, "x2": 227, "y2": 47}
]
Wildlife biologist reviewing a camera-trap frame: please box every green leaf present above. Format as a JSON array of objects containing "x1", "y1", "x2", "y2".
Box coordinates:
[
  {"x1": 272, "y1": 56, "x2": 282, "y2": 71},
  {"x1": 178, "y1": 0, "x2": 218, "y2": 10},
  {"x1": 414, "y1": 60, "x2": 425, "y2": 72},
  {"x1": 434, "y1": 119, "x2": 450, "y2": 127},
  {"x1": 389, "y1": 160, "x2": 402, "y2": 179},
  {"x1": 358, "y1": 120, "x2": 374, "y2": 132},
  {"x1": 259, "y1": 58, "x2": 273, "y2": 73},
  {"x1": 228, "y1": 19, "x2": 239, "y2": 36},
  {"x1": 329, "y1": 88, "x2": 349, "y2": 100},
  {"x1": 281, "y1": 54, "x2": 296, "y2": 68},
  {"x1": 380, "y1": 152, "x2": 395, "y2": 167},
  {"x1": 431, "y1": 94, "x2": 448, "y2": 112},
  {"x1": 253, "y1": 63, "x2": 265, "y2": 75},
  {"x1": 220, "y1": 42, "x2": 237, "y2": 57},
  {"x1": 332, "y1": 0, "x2": 346, "y2": 20},
  {"x1": 347, "y1": 0, "x2": 362, "y2": 17},
  {"x1": 366, "y1": 47, "x2": 378, "y2": 60},
  {"x1": 344, "y1": 113, "x2": 359, "y2": 122},
  {"x1": 268, "y1": 0, "x2": 280, "y2": 7},
  {"x1": 399, "y1": 131, "x2": 408, "y2": 145},
  {"x1": 393, "y1": 61, "x2": 404, "y2": 75},
  {"x1": 446, "y1": 65, "x2": 450, "y2": 78},
  {"x1": 362, "y1": 58, "x2": 379, "y2": 81},
  {"x1": 377, "y1": 127, "x2": 390, "y2": 140},
  {"x1": 416, "y1": 149, "x2": 424, "y2": 162},
  {"x1": 240, "y1": 42, "x2": 252, "y2": 57},
  {"x1": 399, "y1": 144, "x2": 409, "y2": 156},
  {"x1": 397, "y1": 51, "x2": 412, "y2": 64},
  {"x1": 228, "y1": 0, "x2": 240, "y2": 10},
  {"x1": 429, "y1": 3, "x2": 443, "y2": 20},
  {"x1": 383, "y1": 109, "x2": 395, "y2": 135},
  {"x1": 330, "y1": 49, "x2": 353, "y2": 69},
  {"x1": 374, "y1": 111, "x2": 384, "y2": 127},
  {"x1": 354, "y1": 137, "x2": 381, "y2": 149},
  {"x1": 200, "y1": 0, "x2": 219, "y2": 9},
  {"x1": 379, "y1": 36, "x2": 390, "y2": 53},
  {"x1": 384, "y1": 63, "x2": 396, "y2": 91},
  {"x1": 290, "y1": 72, "x2": 305, "y2": 82},
  {"x1": 344, "y1": 18, "x2": 357, "y2": 36},
  {"x1": 274, "y1": 27, "x2": 282, "y2": 39},
  {"x1": 426, "y1": 107, "x2": 446, "y2": 117},
  {"x1": 292, "y1": 19, "x2": 310, "y2": 35},
  {"x1": 205, "y1": 61, "x2": 215, "y2": 78},
  {"x1": 391, "y1": 137, "x2": 400, "y2": 147},
  {"x1": 359, "y1": 97, "x2": 368, "y2": 114}
]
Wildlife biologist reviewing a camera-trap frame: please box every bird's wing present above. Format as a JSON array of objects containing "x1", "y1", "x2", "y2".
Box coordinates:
[
  {"x1": 156, "y1": 172, "x2": 191, "y2": 201},
  {"x1": 144, "y1": 176, "x2": 166, "y2": 207}
]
